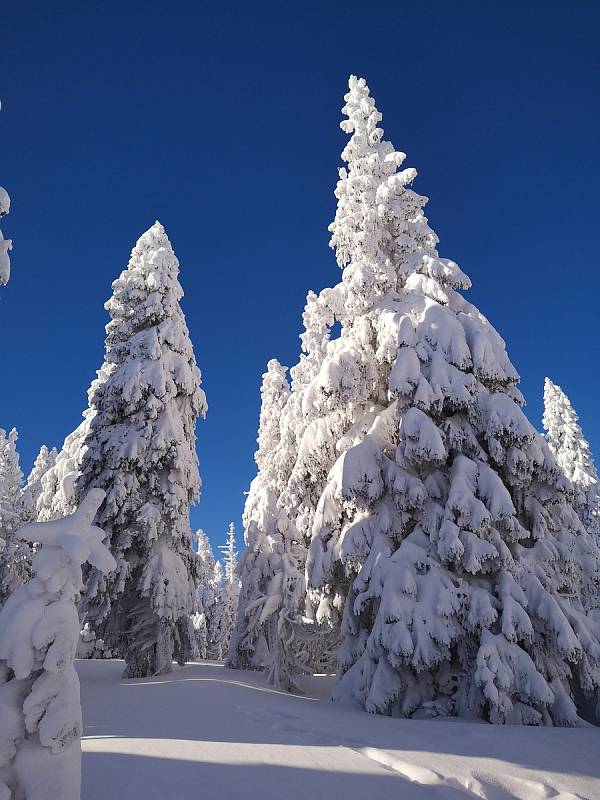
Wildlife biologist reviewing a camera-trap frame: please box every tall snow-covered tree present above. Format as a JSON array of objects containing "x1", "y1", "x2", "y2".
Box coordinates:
[
  {"x1": 77, "y1": 221, "x2": 207, "y2": 678},
  {"x1": 21, "y1": 445, "x2": 58, "y2": 522},
  {"x1": 304, "y1": 75, "x2": 600, "y2": 725},
  {"x1": 206, "y1": 560, "x2": 225, "y2": 659},
  {"x1": 0, "y1": 489, "x2": 114, "y2": 800},
  {"x1": 543, "y1": 378, "x2": 600, "y2": 539},
  {"x1": 212, "y1": 523, "x2": 240, "y2": 659},
  {"x1": 209, "y1": 522, "x2": 240, "y2": 659},
  {"x1": 228, "y1": 361, "x2": 291, "y2": 667},
  {"x1": 0, "y1": 428, "x2": 28, "y2": 605},
  {"x1": 191, "y1": 529, "x2": 219, "y2": 659}
]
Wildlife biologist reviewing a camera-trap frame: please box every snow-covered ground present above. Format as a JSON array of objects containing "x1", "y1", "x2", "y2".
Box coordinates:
[{"x1": 79, "y1": 660, "x2": 599, "y2": 800}]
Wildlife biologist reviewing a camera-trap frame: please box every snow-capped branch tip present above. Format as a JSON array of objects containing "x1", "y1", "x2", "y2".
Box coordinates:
[
  {"x1": 18, "y1": 489, "x2": 106, "y2": 544},
  {"x1": 130, "y1": 220, "x2": 169, "y2": 251},
  {"x1": 0, "y1": 186, "x2": 10, "y2": 217},
  {"x1": 127, "y1": 220, "x2": 177, "y2": 270}
]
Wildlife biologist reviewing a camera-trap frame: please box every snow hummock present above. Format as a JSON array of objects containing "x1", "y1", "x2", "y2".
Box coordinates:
[{"x1": 79, "y1": 658, "x2": 600, "y2": 800}]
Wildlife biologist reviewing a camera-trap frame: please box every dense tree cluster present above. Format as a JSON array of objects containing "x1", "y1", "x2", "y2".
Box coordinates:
[
  {"x1": 231, "y1": 76, "x2": 600, "y2": 724},
  {"x1": 1, "y1": 77, "x2": 598, "y2": 751}
]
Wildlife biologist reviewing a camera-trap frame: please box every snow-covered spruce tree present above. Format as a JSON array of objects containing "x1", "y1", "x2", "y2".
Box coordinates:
[
  {"x1": 206, "y1": 560, "x2": 225, "y2": 658},
  {"x1": 228, "y1": 360, "x2": 293, "y2": 672},
  {"x1": 543, "y1": 378, "x2": 600, "y2": 540},
  {"x1": 191, "y1": 529, "x2": 218, "y2": 659},
  {"x1": 228, "y1": 354, "x2": 335, "y2": 687},
  {"x1": 0, "y1": 428, "x2": 29, "y2": 605},
  {"x1": 0, "y1": 489, "x2": 115, "y2": 800},
  {"x1": 210, "y1": 523, "x2": 239, "y2": 659},
  {"x1": 305, "y1": 75, "x2": 600, "y2": 725},
  {"x1": 21, "y1": 445, "x2": 58, "y2": 523},
  {"x1": 77, "y1": 222, "x2": 207, "y2": 678}
]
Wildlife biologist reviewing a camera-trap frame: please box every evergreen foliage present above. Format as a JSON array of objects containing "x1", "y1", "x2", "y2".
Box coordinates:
[{"x1": 543, "y1": 378, "x2": 600, "y2": 540}]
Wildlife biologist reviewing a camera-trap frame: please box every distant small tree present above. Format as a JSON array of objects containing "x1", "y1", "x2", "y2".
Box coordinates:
[
  {"x1": 207, "y1": 524, "x2": 239, "y2": 659},
  {"x1": 228, "y1": 361, "x2": 291, "y2": 669},
  {"x1": 21, "y1": 445, "x2": 58, "y2": 522},
  {"x1": 0, "y1": 489, "x2": 115, "y2": 800},
  {"x1": 191, "y1": 529, "x2": 218, "y2": 659},
  {"x1": 206, "y1": 560, "x2": 225, "y2": 659},
  {"x1": 543, "y1": 378, "x2": 600, "y2": 540}
]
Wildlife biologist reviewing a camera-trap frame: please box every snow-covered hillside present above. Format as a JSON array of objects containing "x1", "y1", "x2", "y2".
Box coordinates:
[{"x1": 79, "y1": 660, "x2": 599, "y2": 800}]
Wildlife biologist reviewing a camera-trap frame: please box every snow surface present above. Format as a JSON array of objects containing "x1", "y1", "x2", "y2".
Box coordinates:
[{"x1": 79, "y1": 659, "x2": 599, "y2": 800}]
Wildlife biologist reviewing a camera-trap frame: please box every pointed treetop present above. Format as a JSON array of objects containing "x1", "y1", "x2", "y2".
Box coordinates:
[
  {"x1": 0, "y1": 428, "x2": 23, "y2": 496},
  {"x1": 126, "y1": 220, "x2": 174, "y2": 266},
  {"x1": 0, "y1": 186, "x2": 10, "y2": 216},
  {"x1": 329, "y1": 75, "x2": 465, "y2": 314},
  {"x1": 255, "y1": 359, "x2": 290, "y2": 472},
  {"x1": 219, "y1": 522, "x2": 239, "y2": 585},
  {"x1": 340, "y1": 75, "x2": 385, "y2": 142}
]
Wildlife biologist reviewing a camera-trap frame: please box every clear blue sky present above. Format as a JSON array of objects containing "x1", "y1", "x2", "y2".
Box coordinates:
[{"x1": 1, "y1": 1, "x2": 599, "y2": 554}]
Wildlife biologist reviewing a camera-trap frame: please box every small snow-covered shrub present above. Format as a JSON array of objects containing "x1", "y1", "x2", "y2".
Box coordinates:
[
  {"x1": 0, "y1": 489, "x2": 115, "y2": 800},
  {"x1": 76, "y1": 625, "x2": 112, "y2": 660}
]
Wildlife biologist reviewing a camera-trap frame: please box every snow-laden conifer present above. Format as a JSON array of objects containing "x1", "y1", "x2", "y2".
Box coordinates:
[
  {"x1": 0, "y1": 428, "x2": 28, "y2": 605},
  {"x1": 304, "y1": 76, "x2": 600, "y2": 725},
  {"x1": 0, "y1": 489, "x2": 115, "y2": 800},
  {"x1": 206, "y1": 560, "x2": 225, "y2": 659},
  {"x1": 77, "y1": 222, "x2": 207, "y2": 678},
  {"x1": 21, "y1": 445, "x2": 58, "y2": 523},
  {"x1": 543, "y1": 378, "x2": 600, "y2": 539},
  {"x1": 210, "y1": 523, "x2": 239, "y2": 659},
  {"x1": 228, "y1": 355, "x2": 333, "y2": 686},
  {"x1": 191, "y1": 529, "x2": 219, "y2": 659},
  {"x1": 229, "y1": 361, "x2": 292, "y2": 668}
]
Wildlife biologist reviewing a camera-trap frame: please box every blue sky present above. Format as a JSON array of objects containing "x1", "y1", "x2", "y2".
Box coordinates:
[{"x1": 1, "y1": 1, "x2": 599, "y2": 555}]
